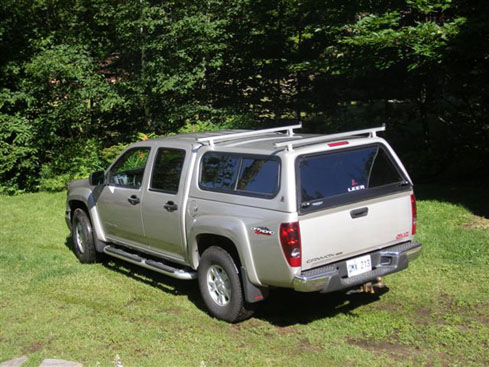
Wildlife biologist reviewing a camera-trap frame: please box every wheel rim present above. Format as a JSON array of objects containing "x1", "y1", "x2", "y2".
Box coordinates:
[
  {"x1": 75, "y1": 221, "x2": 86, "y2": 254},
  {"x1": 207, "y1": 265, "x2": 231, "y2": 306}
]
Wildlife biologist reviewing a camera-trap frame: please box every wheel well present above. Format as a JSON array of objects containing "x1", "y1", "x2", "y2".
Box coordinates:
[
  {"x1": 197, "y1": 234, "x2": 242, "y2": 268},
  {"x1": 68, "y1": 200, "x2": 89, "y2": 223}
]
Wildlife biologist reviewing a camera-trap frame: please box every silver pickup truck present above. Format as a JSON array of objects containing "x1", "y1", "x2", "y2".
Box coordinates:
[{"x1": 66, "y1": 124, "x2": 421, "y2": 322}]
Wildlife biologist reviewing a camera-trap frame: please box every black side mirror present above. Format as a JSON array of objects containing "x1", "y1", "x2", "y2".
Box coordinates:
[{"x1": 89, "y1": 170, "x2": 105, "y2": 186}]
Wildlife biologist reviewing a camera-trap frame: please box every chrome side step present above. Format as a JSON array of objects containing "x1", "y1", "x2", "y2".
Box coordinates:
[{"x1": 103, "y1": 245, "x2": 197, "y2": 280}]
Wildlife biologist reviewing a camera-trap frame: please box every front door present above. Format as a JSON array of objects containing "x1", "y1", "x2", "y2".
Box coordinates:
[
  {"x1": 141, "y1": 147, "x2": 187, "y2": 259},
  {"x1": 97, "y1": 147, "x2": 151, "y2": 245}
]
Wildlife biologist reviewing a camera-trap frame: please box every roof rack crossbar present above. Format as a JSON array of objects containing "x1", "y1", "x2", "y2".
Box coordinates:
[
  {"x1": 196, "y1": 123, "x2": 302, "y2": 147},
  {"x1": 274, "y1": 125, "x2": 386, "y2": 151}
]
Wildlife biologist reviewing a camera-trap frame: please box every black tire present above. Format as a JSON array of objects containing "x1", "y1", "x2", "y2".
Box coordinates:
[
  {"x1": 198, "y1": 246, "x2": 254, "y2": 323},
  {"x1": 71, "y1": 208, "x2": 98, "y2": 263}
]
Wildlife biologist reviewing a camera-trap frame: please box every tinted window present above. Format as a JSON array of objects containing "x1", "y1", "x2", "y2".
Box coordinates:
[
  {"x1": 201, "y1": 154, "x2": 239, "y2": 191},
  {"x1": 200, "y1": 153, "x2": 280, "y2": 197},
  {"x1": 237, "y1": 158, "x2": 279, "y2": 195},
  {"x1": 299, "y1": 145, "x2": 403, "y2": 203},
  {"x1": 368, "y1": 149, "x2": 402, "y2": 187},
  {"x1": 109, "y1": 148, "x2": 150, "y2": 188},
  {"x1": 150, "y1": 148, "x2": 185, "y2": 193}
]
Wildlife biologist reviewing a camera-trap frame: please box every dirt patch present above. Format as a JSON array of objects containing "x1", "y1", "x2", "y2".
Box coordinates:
[
  {"x1": 164, "y1": 308, "x2": 182, "y2": 315},
  {"x1": 414, "y1": 307, "x2": 435, "y2": 326},
  {"x1": 25, "y1": 341, "x2": 43, "y2": 353},
  {"x1": 370, "y1": 301, "x2": 403, "y2": 313},
  {"x1": 475, "y1": 314, "x2": 489, "y2": 326},
  {"x1": 231, "y1": 318, "x2": 262, "y2": 333},
  {"x1": 275, "y1": 325, "x2": 295, "y2": 336},
  {"x1": 347, "y1": 337, "x2": 415, "y2": 361},
  {"x1": 296, "y1": 338, "x2": 322, "y2": 353},
  {"x1": 463, "y1": 215, "x2": 489, "y2": 230},
  {"x1": 231, "y1": 323, "x2": 243, "y2": 332}
]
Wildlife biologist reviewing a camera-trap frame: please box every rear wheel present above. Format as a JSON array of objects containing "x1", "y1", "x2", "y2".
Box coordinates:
[
  {"x1": 71, "y1": 208, "x2": 98, "y2": 263},
  {"x1": 198, "y1": 246, "x2": 254, "y2": 322}
]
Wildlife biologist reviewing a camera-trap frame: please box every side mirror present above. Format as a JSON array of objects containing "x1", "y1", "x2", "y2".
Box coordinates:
[{"x1": 89, "y1": 170, "x2": 105, "y2": 186}]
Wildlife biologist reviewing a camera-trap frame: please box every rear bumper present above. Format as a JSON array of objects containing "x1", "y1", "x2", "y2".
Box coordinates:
[{"x1": 293, "y1": 241, "x2": 422, "y2": 293}]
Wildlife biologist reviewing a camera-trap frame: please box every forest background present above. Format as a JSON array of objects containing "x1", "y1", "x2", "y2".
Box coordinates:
[{"x1": 1, "y1": 0, "x2": 487, "y2": 193}]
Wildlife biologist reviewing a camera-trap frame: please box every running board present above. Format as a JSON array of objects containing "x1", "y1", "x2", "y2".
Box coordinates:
[{"x1": 103, "y1": 246, "x2": 197, "y2": 280}]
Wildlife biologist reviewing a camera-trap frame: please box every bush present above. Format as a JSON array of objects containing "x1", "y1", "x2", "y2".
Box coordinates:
[{"x1": 38, "y1": 139, "x2": 105, "y2": 191}]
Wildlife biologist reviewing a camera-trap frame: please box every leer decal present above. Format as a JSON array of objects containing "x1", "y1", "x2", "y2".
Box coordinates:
[{"x1": 348, "y1": 179, "x2": 365, "y2": 192}]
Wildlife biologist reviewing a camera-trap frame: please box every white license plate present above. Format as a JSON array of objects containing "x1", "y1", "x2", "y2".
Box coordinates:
[{"x1": 346, "y1": 255, "x2": 372, "y2": 277}]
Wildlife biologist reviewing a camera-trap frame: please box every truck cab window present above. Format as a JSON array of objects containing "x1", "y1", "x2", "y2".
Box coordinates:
[
  {"x1": 108, "y1": 148, "x2": 150, "y2": 188},
  {"x1": 150, "y1": 148, "x2": 186, "y2": 194}
]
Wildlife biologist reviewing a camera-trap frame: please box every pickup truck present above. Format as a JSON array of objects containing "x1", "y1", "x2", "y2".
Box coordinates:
[{"x1": 66, "y1": 124, "x2": 421, "y2": 322}]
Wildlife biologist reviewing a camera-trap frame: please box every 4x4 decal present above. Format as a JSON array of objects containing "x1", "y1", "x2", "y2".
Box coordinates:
[{"x1": 252, "y1": 227, "x2": 274, "y2": 236}]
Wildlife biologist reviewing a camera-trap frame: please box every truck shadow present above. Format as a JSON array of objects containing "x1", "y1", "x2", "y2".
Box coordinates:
[
  {"x1": 254, "y1": 287, "x2": 389, "y2": 327},
  {"x1": 101, "y1": 252, "x2": 388, "y2": 326},
  {"x1": 64, "y1": 236, "x2": 206, "y2": 308},
  {"x1": 65, "y1": 236, "x2": 389, "y2": 326}
]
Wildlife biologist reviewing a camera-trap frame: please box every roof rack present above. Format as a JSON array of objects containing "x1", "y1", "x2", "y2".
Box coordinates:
[
  {"x1": 196, "y1": 123, "x2": 302, "y2": 147},
  {"x1": 274, "y1": 124, "x2": 386, "y2": 151}
]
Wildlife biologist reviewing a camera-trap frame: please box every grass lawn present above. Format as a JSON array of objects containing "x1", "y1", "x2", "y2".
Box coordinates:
[{"x1": 0, "y1": 186, "x2": 488, "y2": 366}]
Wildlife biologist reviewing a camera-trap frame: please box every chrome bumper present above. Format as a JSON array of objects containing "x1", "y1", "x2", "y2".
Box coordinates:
[{"x1": 293, "y1": 241, "x2": 422, "y2": 293}]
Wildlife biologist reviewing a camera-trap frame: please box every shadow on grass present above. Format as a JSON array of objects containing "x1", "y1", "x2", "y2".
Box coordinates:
[
  {"x1": 66, "y1": 234, "x2": 387, "y2": 325},
  {"x1": 416, "y1": 182, "x2": 489, "y2": 218},
  {"x1": 254, "y1": 287, "x2": 389, "y2": 327},
  {"x1": 64, "y1": 236, "x2": 206, "y2": 312}
]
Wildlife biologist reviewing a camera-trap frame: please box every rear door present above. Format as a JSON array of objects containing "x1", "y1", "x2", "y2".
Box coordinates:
[
  {"x1": 297, "y1": 144, "x2": 413, "y2": 271},
  {"x1": 141, "y1": 146, "x2": 188, "y2": 259}
]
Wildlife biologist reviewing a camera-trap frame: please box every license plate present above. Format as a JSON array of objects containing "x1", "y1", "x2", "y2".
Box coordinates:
[{"x1": 346, "y1": 255, "x2": 372, "y2": 277}]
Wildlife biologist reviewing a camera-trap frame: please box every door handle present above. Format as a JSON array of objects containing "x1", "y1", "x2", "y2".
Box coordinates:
[
  {"x1": 350, "y1": 207, "x2": 368, "y2": 219},
  {"x1": 164, "y1": 201, "x2": 178, "y2": 212},
  {"x1": 128, "y1": 195, "x2": 140, "y2": 205}
]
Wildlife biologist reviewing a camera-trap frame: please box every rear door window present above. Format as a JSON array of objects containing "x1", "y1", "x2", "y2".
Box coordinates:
[
  {"x1": 200, "y1": 153, "x2": 280, "y2": 198},
  {"x1": 150, "y1": 148, "x2": 186, "y2": 194},
  {"x1": 298, "y1": 145, "x2": 407, "y2": 210}
]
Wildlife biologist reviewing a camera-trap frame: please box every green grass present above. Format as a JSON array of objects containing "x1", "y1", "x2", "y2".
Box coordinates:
[{"x1": 1, "y1": 190, "x2": 488, "y2": 367}]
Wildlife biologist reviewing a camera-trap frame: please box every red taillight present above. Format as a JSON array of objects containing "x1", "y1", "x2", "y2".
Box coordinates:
[
  {"x1": 411, "y1": 194, "x2": 417, "y2": 235},
  {"x1": 280, "y1": 222, "x2": 301, "y2": 267}
]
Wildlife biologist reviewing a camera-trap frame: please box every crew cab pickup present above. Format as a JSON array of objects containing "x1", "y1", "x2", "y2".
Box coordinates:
[{"x1": 66, "y1": 124, "x2": 421, "y2": 322}]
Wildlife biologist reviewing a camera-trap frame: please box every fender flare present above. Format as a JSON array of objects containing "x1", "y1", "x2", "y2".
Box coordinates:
[
  {"x1": 68, "y1": 186, "x2": 107, "y2": 245},
  {"x1": 187, "y1": 215, "x2": 261, "y2": 286}
]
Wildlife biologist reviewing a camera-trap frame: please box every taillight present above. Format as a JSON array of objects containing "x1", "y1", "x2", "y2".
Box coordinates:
[
  {"x1": 280, "y1": 222, "x2": 301, "y2": 267},
  {"x1": 411, "y1": 194, "x2": 417, "y2": 235}
]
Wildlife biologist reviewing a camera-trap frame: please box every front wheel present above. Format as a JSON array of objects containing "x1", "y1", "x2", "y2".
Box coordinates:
[
  {"x1": 198, "y1": 246, "x2": 254, "y2": 323},
  {"x1": 71, "y1": 208, "x2": 98, "y2": 263}
]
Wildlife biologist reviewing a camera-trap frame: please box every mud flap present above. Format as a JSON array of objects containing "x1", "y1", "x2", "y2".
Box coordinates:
[{"x1": 240, "y1": 266, "x2": 269, "y2": 303}]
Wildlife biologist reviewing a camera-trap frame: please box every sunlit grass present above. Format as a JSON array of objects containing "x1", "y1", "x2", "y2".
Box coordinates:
[{"x1": 0, "y1": 191, "x2": 488, "y2": 366}]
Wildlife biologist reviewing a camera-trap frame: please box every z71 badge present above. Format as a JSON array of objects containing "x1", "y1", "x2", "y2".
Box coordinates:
[{"x1": 252, "y1": 226, "x2": 274, "y2": 236}]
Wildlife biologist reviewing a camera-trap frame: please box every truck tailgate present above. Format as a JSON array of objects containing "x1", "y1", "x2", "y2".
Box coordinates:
[{"x1": 300, "y1": 192, "x2": 412, "y2": 270}]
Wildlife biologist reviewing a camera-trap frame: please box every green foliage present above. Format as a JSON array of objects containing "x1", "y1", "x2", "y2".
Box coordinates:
[
  {"x1": 15, "y1": 44, "x2": 125, "y2": 192},
  {"x1": 38, "y1": 139, "x2": 105, "y2": 191},
  {"x1": 177, "y1": 120, "x2": 221, "y2": 134},
  {"x1": 100, "y1": 143, "x2": 128, "y2": 167},
  {"x1": 340, "y1": 11, "x2": 465, "y2": 71},
  {"x1": 0, "y1": 0, "x2": 488, "y2": 192},
  {"x1": 0, "y1": 90, "x2": 37, "y2": 194}
]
